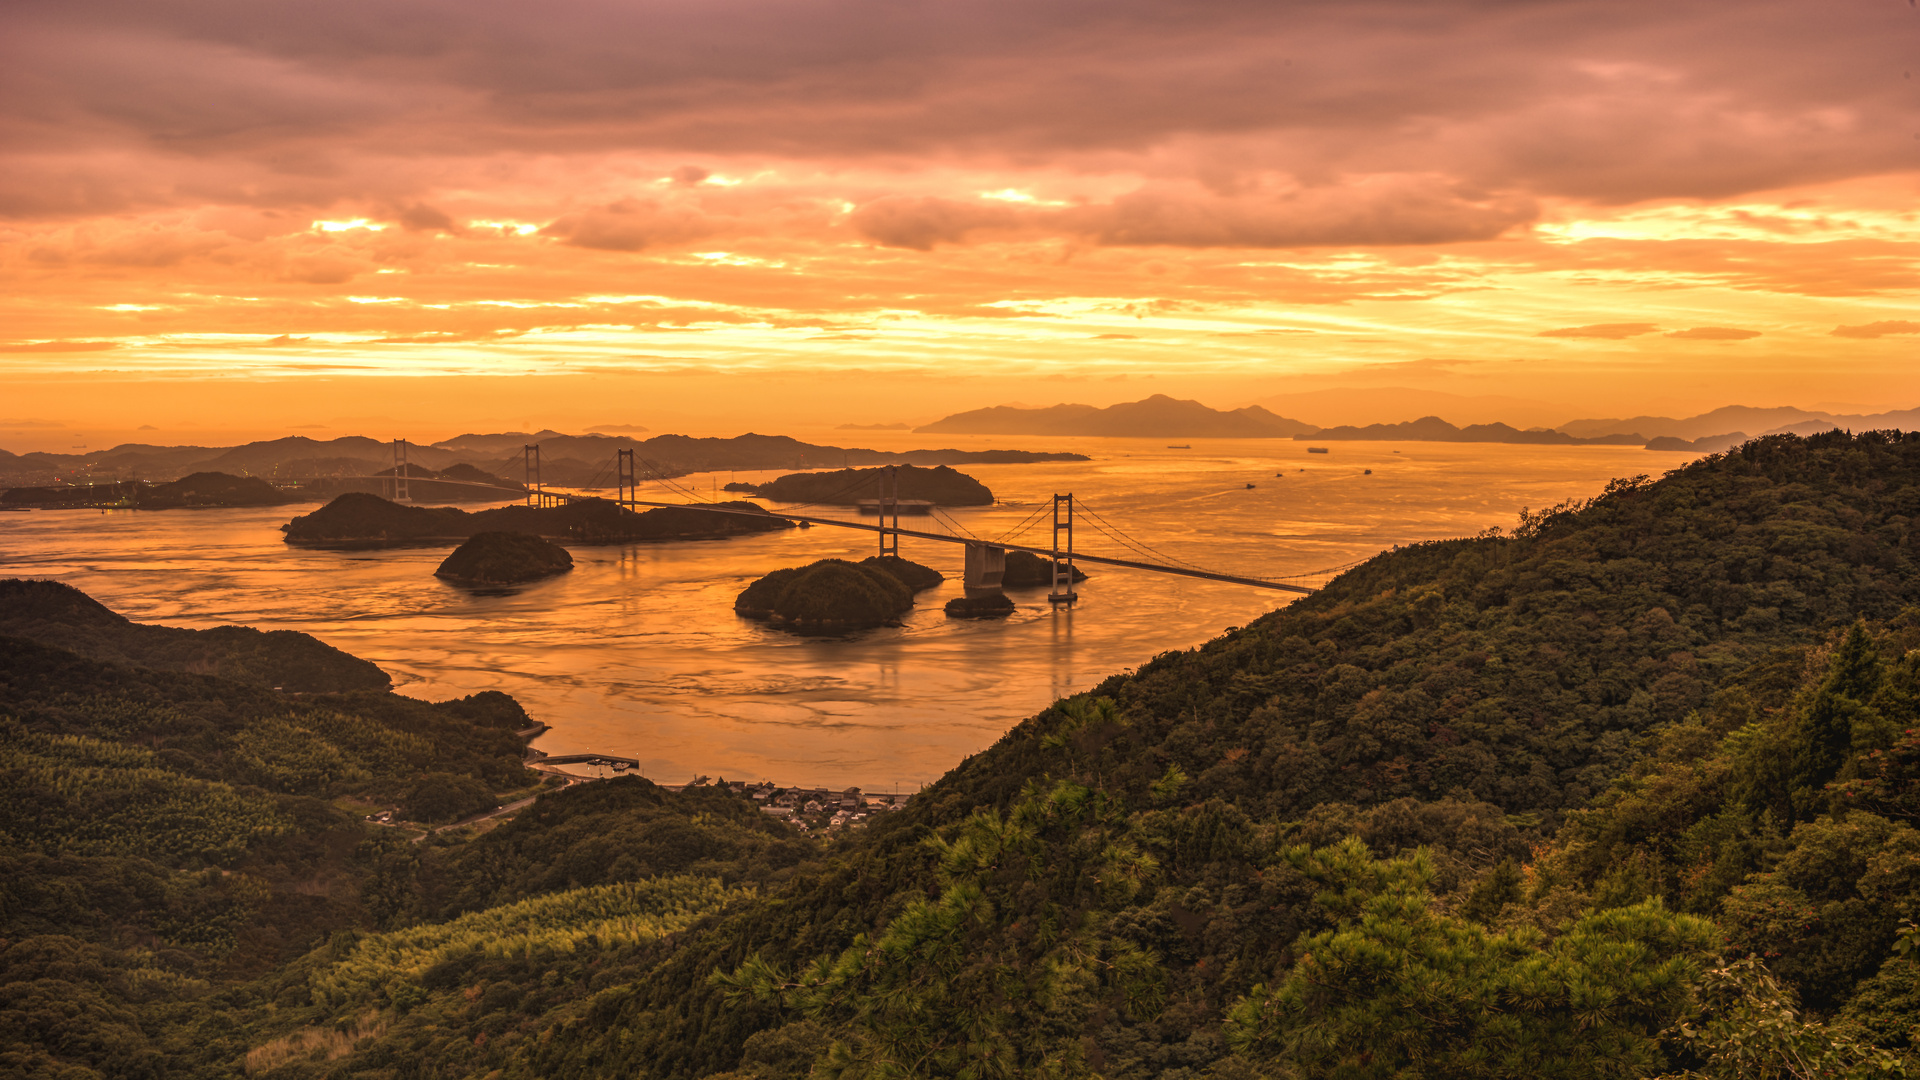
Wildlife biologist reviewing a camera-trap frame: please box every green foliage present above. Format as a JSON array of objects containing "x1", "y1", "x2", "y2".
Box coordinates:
[
  {"x1": 713, "y1": 778, "x2": 1167, "y2": 1079},
  {"x1": 0, "y1": 719, "x2": 290, "y2": 864},
  {"x1": 1659, "y1": 957, "x2": 1911, "y2": 1079},
  {"x1": 310, "y1": 876, "x2": 753, "y2": 1011},
  {"x1": 228, "y1": 717, "x2": 369, "y2": 794},
  {"x1": 403, "y1": 770, "x2": 496, "y2": 825},
  {"x1": 1225, "y1": 837, "x2": 1714, "y2": 1079}
]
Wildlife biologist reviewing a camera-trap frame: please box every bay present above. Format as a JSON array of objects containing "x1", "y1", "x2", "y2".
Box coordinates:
[{"x1": 0, "y1": 438, "x2": 1674, "y2": 789}]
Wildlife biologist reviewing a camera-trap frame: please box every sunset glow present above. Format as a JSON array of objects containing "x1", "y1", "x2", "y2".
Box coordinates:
[{"x1": 4, "y1": 0, "x2": 1918, "y2": 443}]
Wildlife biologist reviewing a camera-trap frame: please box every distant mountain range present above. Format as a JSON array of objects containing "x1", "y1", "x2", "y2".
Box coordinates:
[
  {"x1": 1557, "y1": 405, "x2": 1920, "y2": 442},
  {"x1": 914, "y1": 395, "x2": 1920, "y2": 448},
  {"x1": 1298, "y1": 418, "x2": 1643, "y2": 446},
  {"x1": 914, "y1": 395, "x2": 1318, "y2": 438},
  {"x1": 0, "y1": 432, "x2": 1088, "y2": 489}
]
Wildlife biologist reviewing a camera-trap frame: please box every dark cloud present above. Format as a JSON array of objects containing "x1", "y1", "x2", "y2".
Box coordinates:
[
  {"x1": 397, "y1": 202, "x2": 456, "y2": 232},
  {"x1": 279, "y1": 254, "x2": 364, "y2": 283},
  {"x1": 1665, "y1": 327, "x2": 1761, "y2": 340},
  {"x1": 852, "y1": 179, "x2": 1535, "y2": 250},
  {"x1": 1832, "y1": 320, "x2": 1920, "y2": 338},
  {"x1": 1, "y1": 0, "x2": 1912, "y2": 223},
  {"x1": 849, "y1": 197, "x2": 1023, "y2": 250},
  {"x1": 541, "y1": 199, "x2": 718, "y2": 251},
  {"x1": 1539, "y1": 323, "x2": 1661, "y2": 339}
]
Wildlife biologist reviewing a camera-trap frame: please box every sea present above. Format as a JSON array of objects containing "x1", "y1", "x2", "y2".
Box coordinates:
[{"x1": 0, "y1": 438, "x2": 1679, "y2": 790}]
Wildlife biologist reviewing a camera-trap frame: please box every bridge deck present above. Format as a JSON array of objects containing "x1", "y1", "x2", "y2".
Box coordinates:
[{"x1": 621, "y1": 500, "x2": 1317, "y2": 594}]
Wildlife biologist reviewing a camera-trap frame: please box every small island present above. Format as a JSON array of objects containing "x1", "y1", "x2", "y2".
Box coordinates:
[
  {"x1": 1001, "y1": 550, "x2": 1088, "y2": 587},
  {"x1": 943, "y1": 592, "x2": 1016, "y2": 619},
  {"x1": 724, "y1": 464, "x2": 993, "y2": 506},
  {"x1": 736, "y1": 556, "x2": 943, "y2": 633},
  {"x1": 434, "y1": 531, "x2": 574, "y2": 586}
]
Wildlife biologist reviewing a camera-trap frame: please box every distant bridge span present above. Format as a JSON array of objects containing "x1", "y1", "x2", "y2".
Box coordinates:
[{"x1": 287, "y1": 442, "x2": 1322, "y2": 597}]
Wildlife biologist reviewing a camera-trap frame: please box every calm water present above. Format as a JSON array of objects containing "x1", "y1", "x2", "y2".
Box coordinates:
[{"x1": 0, "y1": 439, "x2": 1675, "y2": 788}]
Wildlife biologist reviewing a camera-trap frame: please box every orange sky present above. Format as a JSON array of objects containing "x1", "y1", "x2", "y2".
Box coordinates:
[{"x1": 4, "y1": 0, "x2": 1918, "y2": 449}]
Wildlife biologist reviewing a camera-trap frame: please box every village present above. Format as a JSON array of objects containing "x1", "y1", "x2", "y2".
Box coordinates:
[{"x1": 679, "y1": 776, "x2": 916, "y2": 834}]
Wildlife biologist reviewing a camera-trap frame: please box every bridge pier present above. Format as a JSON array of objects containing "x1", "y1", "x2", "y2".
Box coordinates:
[{"x1": 963, "y1": 543, "x2": 1007, "y2": 590}]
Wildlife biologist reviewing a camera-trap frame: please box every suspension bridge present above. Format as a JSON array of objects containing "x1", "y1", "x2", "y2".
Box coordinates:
[{"x1": 287, "y1": 440, "x2": 1344, "y2": 599}]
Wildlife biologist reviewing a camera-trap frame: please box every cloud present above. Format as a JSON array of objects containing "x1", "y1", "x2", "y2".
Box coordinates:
[
  {"x1": 397, "y1": 203, "x2": 457, "y2": 232},
  {"x1": 4, "y1": 0, "x2": 1910, "y2": 225},
  {"x1": 0, "y1": 340, "x2": 121, "y2": 352},
  {"x1": 588, "y1": 423, "x2": 650, "y2": 432},
  {"x1": 280, "y1": 255, "x2": 365, "y2": 284},
  {"x1": 0, "y1": 418, "x2": 66, "y2": 427},
  {"x1": 849, "y1": 197, "x2": 1023, "y2": 250},
  {"x1": 853, "y1": 178, "x2": 1535, "y2": 250},
  {"x1": 1831, "y1": 320, "x2": 1920, "y2": 339},
  {"x1": 541, "y1": 199, "x2": 719, "y2": 251},
  {"x1": 1665, "y1": 327, "x2": 1761, "y2": 340},
  {"x1": 1539, "y1": 323, "x2": 1661, "y2": 339}
]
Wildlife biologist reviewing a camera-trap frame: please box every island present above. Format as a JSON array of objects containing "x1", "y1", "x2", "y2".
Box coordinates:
[
  {"x1": 434, "y1": 531, "x2": 575, "y2": 586},
  {"x1": 735, "y1": 556, "x2": 943, "y2": 632},
  {"x1": 723, "y1": 464, "x2": 993, "y2": 506},
  {"x1": 281, "y1": 492, "x2": 792, "y2": 547},
  {"x1": 0, "y1": 470, "x2": 295, "y2": 509},
  {"x1": 943, "y1": 591, "x2": 1016, "y2": 618},
  {"x1": 1001, "y1": 549, "x2": 1088, "y2": 587}
]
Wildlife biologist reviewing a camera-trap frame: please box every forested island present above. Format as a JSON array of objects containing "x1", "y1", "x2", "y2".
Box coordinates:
[
  {"x1": 9, "y1": 429, "x2": 1920, "y2": 1079},
  {"x1": 723, "y1": 464, "x2": 994, "y2": 506},
  {"x1": 435, "y1": 532, "x2": 575, "y2": 586},
  {"x1": 281, "y1": 492, "x2": 790, "y2": 547},
  {"x1": 735, "y1": 556, "x2": 943, "y2": 631}
]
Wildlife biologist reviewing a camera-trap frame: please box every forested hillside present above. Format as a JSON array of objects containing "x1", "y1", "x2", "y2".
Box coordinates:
[{"x1": 6, "y1": 430, "x2": 1920, "y2": 1079}]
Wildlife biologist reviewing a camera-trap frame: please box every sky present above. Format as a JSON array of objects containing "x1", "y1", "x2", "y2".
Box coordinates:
[{"x1": 3, "y1": 0, "x2": 1919, "y2": 448}]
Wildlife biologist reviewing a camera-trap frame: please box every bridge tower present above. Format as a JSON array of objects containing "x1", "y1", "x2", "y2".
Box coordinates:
[
  {"x1": 391, "y1": 439, "x2": 411, "y2": 503},
  {"x1": 1050, "y1": 493, "x2": 1077, "y2": 605},
  {"x1": 523, "y1": 444, "x2": 543, "y2": 507},
  {"x1": 615, "y1": 449, "x2": 638, "y2": 512},
  {"x1": 877, "y1": 464, "x2": 900, "y2": 558}
]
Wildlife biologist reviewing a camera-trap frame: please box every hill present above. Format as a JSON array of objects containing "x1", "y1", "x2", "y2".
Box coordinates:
[
  {"x1": 1, "y1": 471, "x2": 297, "y2": 508},
  {"x1": 0, "y1": 432, "x2": 1086, "y2": 491},
  {"x1": 11, "y1": 430, "x2": 1920, "y2": 1079},
  {"x1": 0, "y1": 578, "x2": 389, "y2": 692},
  {"x1": 917, "y1": 394, "x2": 1319, "y2": 438},
  {"x1": 521, "y1": 429, "x2": 1920, "y2": 1079},
  {"x1": 1300, "y1": 416, "x2": 1645, "y2": 445}
]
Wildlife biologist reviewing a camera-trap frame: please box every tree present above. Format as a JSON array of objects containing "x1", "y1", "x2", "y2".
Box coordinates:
[{"x1": 1225, "y1": 838, "x2": 1714, "y2": 1080}]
